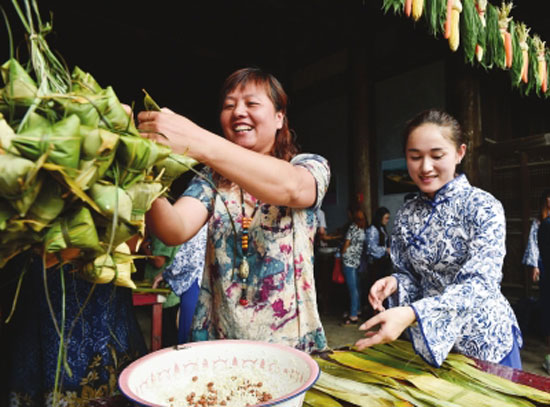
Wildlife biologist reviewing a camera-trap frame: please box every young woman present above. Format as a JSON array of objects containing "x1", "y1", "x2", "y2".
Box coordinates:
[
  {"x1": 341, "y1": 208, "x2": 367, "y2": 325},
  {"x1": 356, "y1": 109, "x2": 522, "y2": 369},
  {"x1": 138, "y1": 67, "x2": 329, "y2": 352},
  {"x1": 365, "y1": 206, "x2": 391, "y2": 279}
]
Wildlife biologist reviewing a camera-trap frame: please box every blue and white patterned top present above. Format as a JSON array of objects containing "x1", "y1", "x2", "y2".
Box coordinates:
[
  {"x1": 163, "y1": 224, "x2": 208, "y2": 296},
  {"x1": 389, "y1": 174, "x2": 522, "y2": 367},
  {"x1": 522, "y1": 219, "x2": 540, "y2": 268},
  {"x1": 365, "y1": 225, "x2": 389, "y2": 262},
  {"x1": 342, "y1": 223, "x2": 366, "y2": 268}
]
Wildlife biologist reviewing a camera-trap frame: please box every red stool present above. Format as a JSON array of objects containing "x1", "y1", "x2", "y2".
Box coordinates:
[{"x1": 132, "y1": 292, "x2": 166, "y2": 351}]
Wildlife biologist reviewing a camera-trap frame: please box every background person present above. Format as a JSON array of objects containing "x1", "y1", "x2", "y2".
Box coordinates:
[
  {"x1": 341, "y1": 208, "x2": 367, "y2": 325},
  {"x1": 137, "y1": 67, "x2": 329, "y2": 352},
  {"x1": 356, "y1": 109, "x2": 522, "y2": 369},
  {"x1": 152, "y1": 224, "x2": 207, "y2": 344},
  {"x1": 522, "y1": 190, "x2": 550, "y2": 284},
  {"x1": 363, "y1": 206, "x2": 391, "y2": 317}
]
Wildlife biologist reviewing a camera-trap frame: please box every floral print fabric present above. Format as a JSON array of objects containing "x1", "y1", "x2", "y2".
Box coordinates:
[
  {"x1": 342, "y1": 223, "x2": 366, "y2": 268},
  {"x1": 522, "y1": 219, "x2": 540, "y2": 268},
  {"x1": 389, "y1": 174, "x2": 522, "y2": 367},
  {"x1": 163, "y1": 224, "x2": 208, "y2": 296},
  {"x1": 184, "y1": 154, "x2": 330, "y2": 353}
]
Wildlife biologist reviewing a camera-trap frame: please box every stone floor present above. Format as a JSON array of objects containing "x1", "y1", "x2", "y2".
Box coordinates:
[{"x1": 136, "y1": 305, "x2": 549, "y2": 377}]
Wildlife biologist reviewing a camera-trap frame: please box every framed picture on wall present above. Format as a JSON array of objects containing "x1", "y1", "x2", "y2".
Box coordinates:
[{"x1": 382, "y1": 158, "x2": 417, "y2": 195}]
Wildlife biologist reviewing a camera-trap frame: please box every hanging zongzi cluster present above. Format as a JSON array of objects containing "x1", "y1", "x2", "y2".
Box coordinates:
[
  {"x1": 382, "y1": 0, "x2": 550, "y2": 98},
  {"x1": 0, "y1": 3, "x2": 197, "y2": 286}
]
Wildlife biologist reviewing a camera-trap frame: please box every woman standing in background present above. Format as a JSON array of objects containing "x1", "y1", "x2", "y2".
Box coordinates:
[{"x1": 341, "y1": 208, "x2": 367, "y2": 325}]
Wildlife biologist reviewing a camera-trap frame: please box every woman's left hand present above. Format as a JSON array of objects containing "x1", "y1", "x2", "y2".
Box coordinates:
[{"x1": 355, "y1": 306, "x2": 416, "y2": 350}]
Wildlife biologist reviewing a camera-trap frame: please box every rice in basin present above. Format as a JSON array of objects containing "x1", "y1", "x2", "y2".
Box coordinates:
[{"x1": 119, "y1": 340, "x2": 319, "y2": 407}]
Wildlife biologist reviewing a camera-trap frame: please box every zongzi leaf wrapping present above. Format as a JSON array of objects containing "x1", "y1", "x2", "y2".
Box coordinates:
[
  {"x1": 26, "y1": 179, "x2": 65, "y2": 232},
  {"x1": 79, "y1": 242, "x2": 137, "y2": 288},
  {"x1": 89, "y1": 182, "x2": 133, "y2": 222},
  {"x1": 116, "y1": 134, "x2": 171, "y2": 186},
  {"x1": 0, "y1": 154, "x2": 44, "y2": 216},
  {"x1": 71, "y1": 66, "x2": 102, "y2": 95},
  {"x1": 13, "y1": 114, "x2": 82, "y2": 168},
  {"x1": 0, "y1": 58, "x2": 38, "y2": 103},
  {"x1": 44, "y1": 206, "x2": 102, "y2": 254},
  {"x1": 154, "y1": 153, "x2": 198, "y2": 187}
]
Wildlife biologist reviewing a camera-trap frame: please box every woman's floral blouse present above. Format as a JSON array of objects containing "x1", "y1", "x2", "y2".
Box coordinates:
[
  {"x1": 163, "y1": 223, "x2": 208, "y2": 296},
  {"x1": 342, "y1": 223, "x2": 366, "y2": 269},
  {"x1": 522, "y1": 219, "x2": 540, "y2": 268},
  {"x1": 389, "y1": 174, "x2": 522, "y2": 367},
  {"x1": 184, "y1": 154, "x2": 330, "y2": 353}
]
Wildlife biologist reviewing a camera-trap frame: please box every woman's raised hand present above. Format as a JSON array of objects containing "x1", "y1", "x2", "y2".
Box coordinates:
[
  {"x1": 355, "y1": 306, "x2": 416, "y2": 350},
  {"x1": 368, "y1": 276, "x2": 397, "y2": 312},
  {"x1": 136, "y1": 108, "x2": 210, "y2": 160}
]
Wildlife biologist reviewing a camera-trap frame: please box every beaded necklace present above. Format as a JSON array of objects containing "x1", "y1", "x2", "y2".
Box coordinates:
[{"x1": 237, "y1": 188, "x2": 260, "y2": 306}]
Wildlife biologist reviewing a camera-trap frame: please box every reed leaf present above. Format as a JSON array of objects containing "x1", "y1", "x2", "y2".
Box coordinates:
[
  {"x1": 329, "y1": 350, "x2": 420, "y2": 380},
  {"x1": 304, "y1": 388, "x2": 344, "y2": 407},
  {"x1": 315, "y1": 372, "x2": 407, "y2": 406},
  {"x1": 315, "y1": 357, "x2": 401, "y2": 388},
  {"x1": 446, "y1": 359, "x2": 550, "y2": 404}
]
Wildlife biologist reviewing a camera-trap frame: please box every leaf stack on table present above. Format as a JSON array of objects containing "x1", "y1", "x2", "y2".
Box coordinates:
[
  {"x1": 0, "y1": 0, "x2": 197, "y2": 287},
  {"x1": 305, "y1": 339, "x2": 550, "y2": 407}
]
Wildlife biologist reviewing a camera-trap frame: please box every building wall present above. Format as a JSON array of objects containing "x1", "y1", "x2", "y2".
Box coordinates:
[{"x1": 374, "y1": 60, "x2": 446, "y2": 231}]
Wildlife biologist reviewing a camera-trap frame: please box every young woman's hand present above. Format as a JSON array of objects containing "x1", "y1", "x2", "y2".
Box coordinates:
[
  {"x1": 368, "y1": 276, "x2": 397, "y2": 312},
  {"x1": 355, "y1": 306, "x2": 415, "y2": 350}
]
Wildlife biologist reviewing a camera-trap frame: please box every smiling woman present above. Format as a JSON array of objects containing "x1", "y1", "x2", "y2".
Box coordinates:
[
  {"x1": 137, "y1": 67, "x2": 330, "y2": 353},
  {"x1": 356, "y1": 109, "x2": 523, "y2": 370}
]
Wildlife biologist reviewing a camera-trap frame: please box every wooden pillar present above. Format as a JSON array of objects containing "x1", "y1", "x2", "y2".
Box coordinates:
[
  {"x1": 349, "y1": 45, "x2": 373, "y2": 222},
  {"x1": 448, "y1": 63, "x2": 484, "y2": 188}
]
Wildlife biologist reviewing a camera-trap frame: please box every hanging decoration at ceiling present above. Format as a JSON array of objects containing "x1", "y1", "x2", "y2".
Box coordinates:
[{"x1": 382, "y1": 0, "x2": 550, "y2": 98}]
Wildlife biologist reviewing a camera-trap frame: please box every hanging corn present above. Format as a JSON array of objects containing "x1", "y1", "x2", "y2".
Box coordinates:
[
  {"x1": 475, "y1": 0, "x2": 488, "y2": 63},
  {"x1": 533, "y1": 35, "x2": 548, "y2": 94},
  {"x1": 411, "y1": 0, "x2": 424, "y2": 21},
  {"x1": 448, "y1": 0, "x2": 463, "y2": 51},
  {"x1": 516, "y1": 23, "x2": 531, "y2": 84},
  {"x1": 498, "y1": 2, "x2": 514, "y2": 69}
]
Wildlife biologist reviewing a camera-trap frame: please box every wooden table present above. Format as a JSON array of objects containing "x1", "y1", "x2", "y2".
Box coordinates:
[{"x1": 132, "y1": 292, "x2": 166, "y2": 352}]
